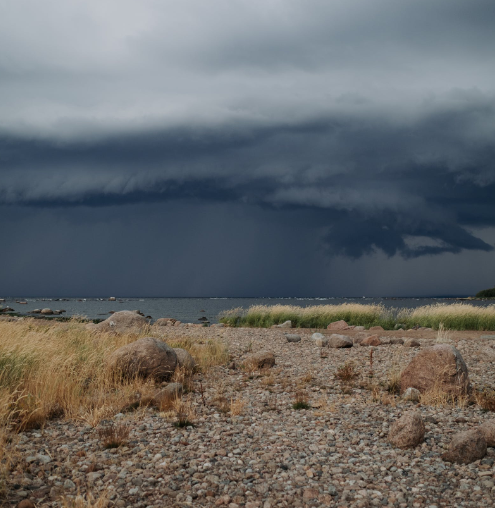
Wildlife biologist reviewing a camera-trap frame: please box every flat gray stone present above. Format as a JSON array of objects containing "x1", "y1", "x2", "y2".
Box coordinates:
[{"x1": 481, "y1": 335, "x2": 495, "y2": 340}]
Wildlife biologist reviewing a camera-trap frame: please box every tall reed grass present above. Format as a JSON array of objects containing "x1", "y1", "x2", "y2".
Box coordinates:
[
  {"x1": 219, "y1": 303, "x2": 395, "y2": 329},
  {"x1": 399, "y1": 303, "x2": 495, "y2": 331},
  {"x1": 219, "y1": 303, "x2": 495, "y2": 330}
]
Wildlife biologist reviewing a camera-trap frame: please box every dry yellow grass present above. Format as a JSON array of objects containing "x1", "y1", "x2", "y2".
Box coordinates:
[
  {"x1": 0, "y1": 318, "x2": 228, "y2": 432},
  {"x1": 230, "y1": 397, "x2": 247, "y2": 416},
  {"x1": 61, "y1": 491, "x2": 109, "y2": 508}
]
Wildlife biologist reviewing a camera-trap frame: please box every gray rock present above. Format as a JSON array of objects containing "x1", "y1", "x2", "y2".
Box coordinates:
[
  {"x1": 442, "y1": 429, "x2": 487, "y2": 464},
  {"x1": 388, "y1": 411, "x2": 425, "y2": 449},
  {"x1": 107, "y1": 337, "x2": 178, "y2": 381},
  {"x1": 402, "y1": 387, "x2": 421, "y2": 402},
  {"x1": 327, "y1": 334, "x2": 353, "y2": 348},
  {"x1": 96, "y1": 310, "x2": 149, "y2": 334},
  {"x1": 479, "y1": 420, "x2": 495, "y2": 447},
  {"x1": 174, "y1": 348, "x2": 196, "y2": 372},
  {"x1": 354, "y1": 326, "x2": 365, "y2": 331},
  {"x1": 390, "y1": 337, "x2": 405, "y2": 345},
  {"x1": 311, "y1": 333, "x2": 327, "y2": 346},
  {"x1": 286, "y1": 334, "x2": 301, "y2": 343},
  {"x1": 154, "y1": 383, "x2": 184, "y2": 405},
  {"x1": 40, "y1": 308, "x2": 53, "y2": 315},
  {"x1": 246, "y1": 352, "x2": 276, "y2": 369},
  {"x1": 481, "y1": 335, "x2": 495, "y2": 340}
]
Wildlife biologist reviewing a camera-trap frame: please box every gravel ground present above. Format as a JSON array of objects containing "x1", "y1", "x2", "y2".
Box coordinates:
[{"x1": 5, "y1": 326, "x2": 495, "y2": 507}]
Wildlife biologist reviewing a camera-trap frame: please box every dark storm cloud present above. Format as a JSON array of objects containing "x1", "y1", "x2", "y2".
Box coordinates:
[
  {"x1": 1, "y1": 93, "x2": 494, "y2": 259},
  {"x1": 1, "y1": 0, "x2": 495, "y2": 299}
]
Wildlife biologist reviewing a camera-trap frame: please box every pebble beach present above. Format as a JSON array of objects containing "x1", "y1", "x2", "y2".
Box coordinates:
[{"x1": 3, "y1": 322, "x2": 495, "y2": 508}]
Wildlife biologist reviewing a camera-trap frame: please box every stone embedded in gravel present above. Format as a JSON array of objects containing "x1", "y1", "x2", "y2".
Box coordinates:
[
  {"x1": 354, "y1": 325, "x2": 365, "y2": 331},
  {"x1": 402, "y1": 387, "x2": 421, "y2": 402},
  {"x1": 442, "y1": 429, "x2": 487, "y2": 464},
  {"x1": 388, "y1": 411, "x2": 425, "y2": 449},
  {"x1": 400, "y1": 344, "x2": 471, "y2": 395},
  {"x1": 246, "y1": 351, "x2": 276, "y2": 368},
  {"x1": 327, "y1": 320, "x2": 349, "y2": 330},
  {"x1": 360, "y1": 335, "x2": 381, "y2": 346},
  {"x1": 174, "y1": 347, "x2": 196, "y2": 372},
  {"x1": 107, "y1": 337, "x2": 178, "y2": 381},
  {"x1": 352, "y1": 336, "x2": 364, "y2": 345},
  {"x1": 390, "y1": 337, "x2": 405, "y2": 345},
  {"x1": 369, "y1": 325, "x2": 384, "y2": 331},
  {"x1": 96, "y1": 310, "x2": 149, "y2": 333},
  {"x1": 285, "y1": 334, "x2": 301, "y2": 343},
  {"x1": 479, "y1": 420, "x2": 495, "y2": 447},
  {"x1": 327, "y1": 334, "x2": 353, "y2": 348},
  {"x1": 403, "y1": 338, "x2": 421, "y2": 347},
  {"x1": 311, "y1": 332, "x2": 327, "y2": 347}
]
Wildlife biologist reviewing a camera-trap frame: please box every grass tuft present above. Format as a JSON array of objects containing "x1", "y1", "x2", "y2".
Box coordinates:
[{"x1": 97, "y1": 422, "x2": 130, "y2": 449}]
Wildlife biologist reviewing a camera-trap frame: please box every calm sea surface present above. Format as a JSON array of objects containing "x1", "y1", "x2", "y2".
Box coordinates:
[{"x1": 1, "y1": 297, "x2": 493, "y2": 324}]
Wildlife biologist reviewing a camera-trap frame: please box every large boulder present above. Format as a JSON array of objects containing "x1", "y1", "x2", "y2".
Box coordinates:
[
  {"x1": 479, "y1": 421, "x2": 495, "y2": 447},
  {"x1": 400, "y1": 344, "x2": 470, "y2": 396},
  {"x1": 96, "y1": 310, "x2": 149, "y2": 334},
  {"x1": 107, "y1": 337, "x2": 177, "y2": 381},
  {"x1": 327, "y1": 334, "x2": 353, "y2": 348},
  {"x1": 327, "y1": 320, "x2": 349, "y2": 331},
  {"x1": 174, "y1": 348, "x2": 196, "y2": 372},
  {"x1": 442, "y1": 429, "x2": 487, "y2": 464},
  {"x1": 388, "y1": 411, "x2": 425, "y2": 449},
  {"x1": 40, "y1": 308, "x2": 53, "y2": 315}
]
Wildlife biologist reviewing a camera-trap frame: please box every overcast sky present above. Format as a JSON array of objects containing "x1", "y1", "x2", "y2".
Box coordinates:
[{"x1": 1, "y1": 0, "x2": 495, "y2": 297}]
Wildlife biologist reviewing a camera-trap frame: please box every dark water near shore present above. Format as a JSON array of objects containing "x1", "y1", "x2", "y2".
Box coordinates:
[{"x1": 1, "y1": 297, "x2": 493, "y2": 324}]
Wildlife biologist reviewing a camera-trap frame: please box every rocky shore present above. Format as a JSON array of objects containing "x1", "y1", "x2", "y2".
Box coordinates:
[{"x1": 4, "y1": 323, "x2": 495, "y2": 507}]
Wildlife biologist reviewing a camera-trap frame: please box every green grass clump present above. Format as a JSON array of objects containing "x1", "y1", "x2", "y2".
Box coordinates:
[
  {"x1": 219, "y1": 303, "x2": 394, "y2": 329},
  {"x1": 398, "y1": 303, "x2": 495, "y2": 331},
  {"x1": 219, "y1": 302, "x2": 495, "y2": 331}
]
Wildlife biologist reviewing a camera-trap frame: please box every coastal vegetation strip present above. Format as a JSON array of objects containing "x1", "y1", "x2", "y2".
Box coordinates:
[
  {"x1": 219, "y1": 303, "x2": 495, "y2": 331},
  {"x1": 0, "y1": 319, "x2": 228, "y2": 434}
]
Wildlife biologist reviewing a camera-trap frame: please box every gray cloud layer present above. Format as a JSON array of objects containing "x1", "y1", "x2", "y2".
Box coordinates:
[{"x1": 1, "y1": 0, "x2": 495, "y2": 295}]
